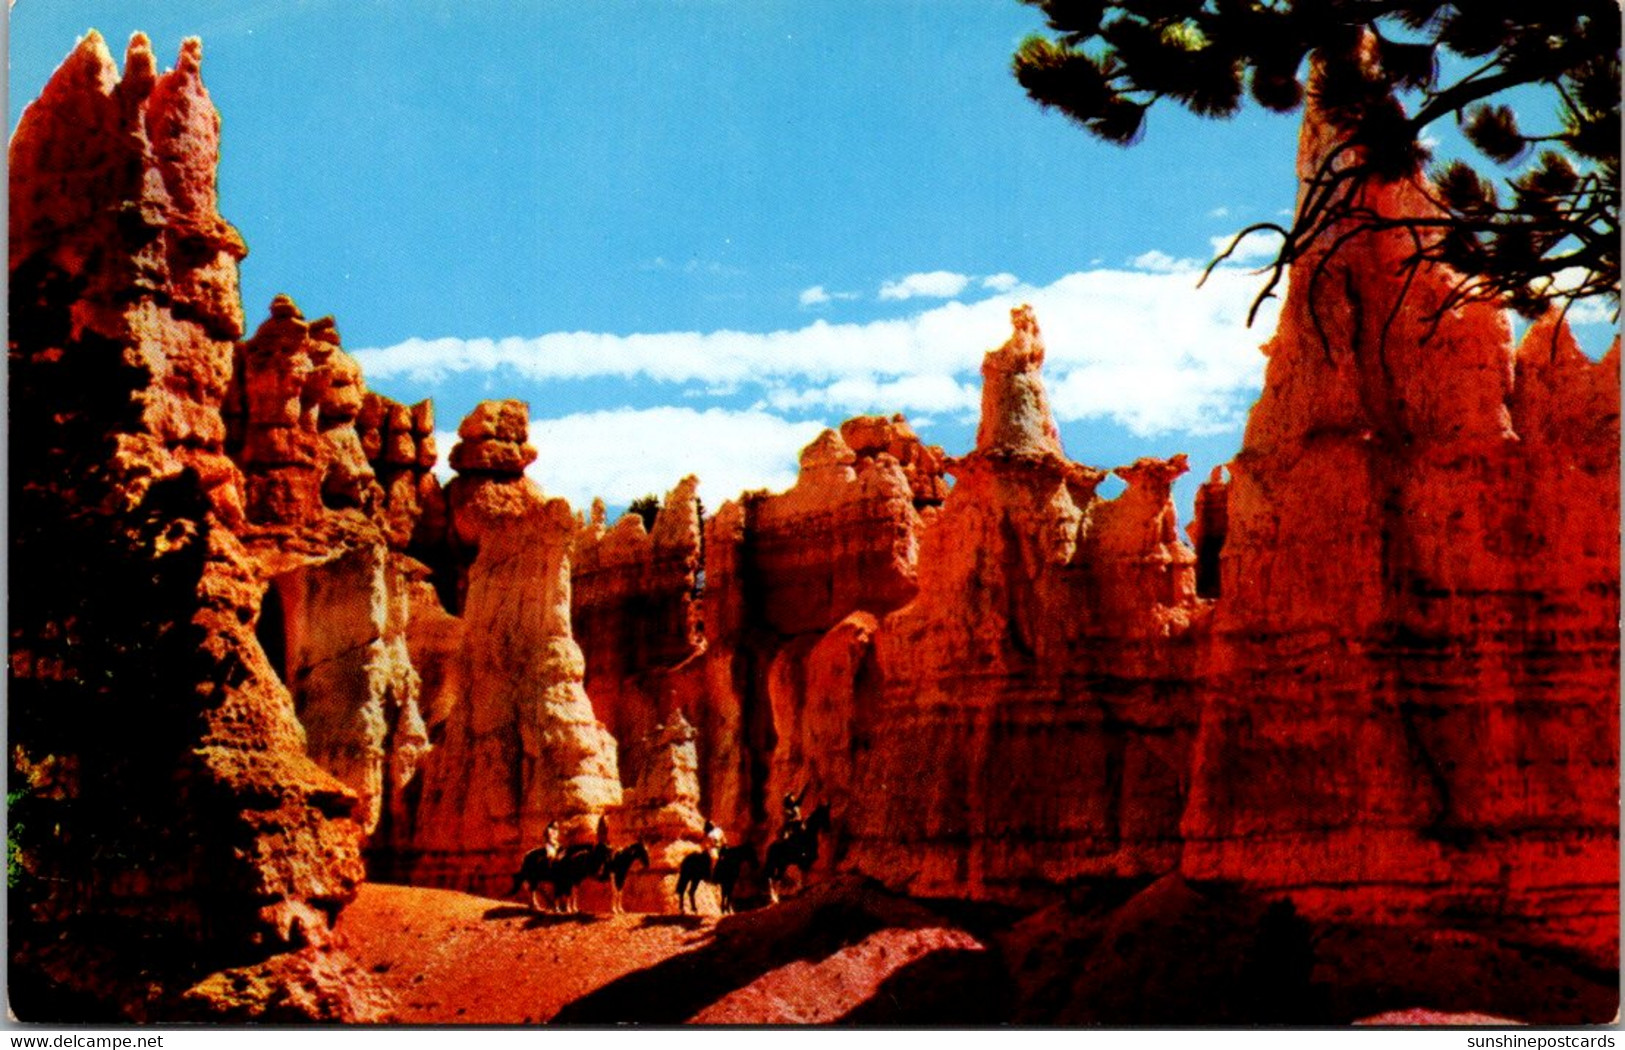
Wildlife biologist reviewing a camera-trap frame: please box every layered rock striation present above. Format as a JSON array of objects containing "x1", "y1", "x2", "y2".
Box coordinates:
[
  {"x1": 697, "y1": 421, "x2": 939, "y2": 845},
  {"x1": 847, "y1": 307, "x2": 1204, "y2": 900},
  {"x1": 390, "y1": 401, "x2": 622, "y2": 895},
  {"x1": 8, "y1": 33, "x2": 380, "y2": 1020},
  {"x1": 1181, "y1": 62, "x2": 1620, "y2": 964}
]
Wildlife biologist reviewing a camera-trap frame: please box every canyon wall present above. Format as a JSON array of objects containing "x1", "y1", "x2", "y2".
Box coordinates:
[
  {"x1": 571, "y1": 476, "x2": 707, "y2": 784},
  {"x1": 694, "y1": 417, "x2": 941, "y2": 848},
  {"x1": 8, "y1": 33, "x2": 385, "y2": 1020},
  {"x1": 1180, "y1": 78, "x2": 1620, "y2": 963},
  {"x1": 845, "y1": 307, "x2": 1204, "y2": 899},
  {"x1": 9, "y1": 28, "x2": 1616, "y2": 1015},
  {"x1": 227, "y1": 295, "x2": 431, "y2": 843}
]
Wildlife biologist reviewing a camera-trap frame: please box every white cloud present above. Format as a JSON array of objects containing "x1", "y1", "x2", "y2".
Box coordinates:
[
  {"x1": 430, "y1": 409, "x2": 824, "y2": 512},
  {"x1": 799, "y1": 284, "x2": 859, "y2": 308},
  {"x1": 1208, "y1": 229, "x2": 1280, "y2": 266},
  {"x1": 981, "y1": 272, "x2": 1020, "y2": 292},
  {"x1": 446, "y1": 408, "x2": 823, "y2": 512},
  {"x1": 1005, "y1": 267, "x2": 1271, "y2": 435},
  {"x1": 1128, "y1": 249, "x2": 1201, "y2": 274},
  {"x1": 1208, "y1": 206, "x2": 1231, "y2": 218},
  {"x1": 878, "y1": 270, "x2": 972, "y2": 301},
  {"x1": 357, "y1": 261, "x2": 1277, "y2": 444},
  {"x1": 761, "y1": 373, "x2": 980, "y2": 417}
]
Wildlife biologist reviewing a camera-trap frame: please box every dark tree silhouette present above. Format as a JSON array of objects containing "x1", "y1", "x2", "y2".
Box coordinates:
[
  {"x1": 1013, "y1": 0, "x2": 1619, "y2": 324},
  {"x1": 628, "y1": 494, "x2": 660, "y2": 532}
]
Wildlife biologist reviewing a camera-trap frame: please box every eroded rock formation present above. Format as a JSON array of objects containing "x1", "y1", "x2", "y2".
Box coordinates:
[
  {"x1": 614, "y1": 710, "x2": 709, "y2": 911},
  {"x1": 695, "y1": 422, "x2": 936, "y2": 844},
  {"x1": 392, "y1": 401, "x2": 622, "y2": 895},
  {"x1": 572, "y1": 476, "x2": 707, "y2": 775},
  {"x1": 8, "y1": 32, "x2": 380, "y2": 1020},
  {"x1": 847, "y1": 307, "x2": 1202, "y2": 900},
  {"x1": 358, "y1": 392, "x2": 443, "y2": 555},
  {"x1": 11, "y1": 25, "x2": 1616, "y2": 1020},
  {"x1": 1181, "y1": 63, "x2": 1620, "y2": 965},
  {"x1": 226, "y1": 296, "x2": 430, "y2": 842}
]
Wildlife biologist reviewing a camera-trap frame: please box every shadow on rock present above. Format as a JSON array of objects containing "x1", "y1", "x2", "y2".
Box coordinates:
[
  {"x1": 481, "y1": 905, "x2": 536, "y2": 921},
  {"x1": 521, "y1": 912, "x2": 599, "y2": 930},
  {"x1": 637, "y1": 915, "x2": 712, "y2": 931},
  {"x1": 1314, "y1": 923, "x2": 1619, "y2": 1026},
  {"x1": 552, "y1": 876, "x2": 977, "y2": 1024},
  {"x1": 997, "y1": 874, "x2": 1619, "y2": 1026},
  {"x1": 834, "y1": 946, "x2": 1011, "y2": 1025}
]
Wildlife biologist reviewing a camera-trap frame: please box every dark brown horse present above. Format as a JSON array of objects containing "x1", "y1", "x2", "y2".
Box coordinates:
[
  {"x1": 675, "y1": 845, "x2": 754, "y2": 915},
  {"x1": 548, "y1": 842, "x2": 611, "y2": 912},
  {"x1": 603, "y1": 841, "x2": 650, "y2": 914},
  {"x1": 510, "y1": 846, "x2": 557, "y2": 912},
  {"x1": 511, "y1": 842, "x2": 610, "y2": 913},
  {"x1": 764, "y1": 801, "x2": 830, "y2": 904}
]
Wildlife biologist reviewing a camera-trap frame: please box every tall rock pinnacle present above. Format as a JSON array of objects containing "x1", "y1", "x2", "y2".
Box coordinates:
[
  {"x1": 975, "y1": 304, "x2": 1067, "y2": 458},
  {"x1": 9, "y1": 33, "x2": 378, "y2": 1019}
]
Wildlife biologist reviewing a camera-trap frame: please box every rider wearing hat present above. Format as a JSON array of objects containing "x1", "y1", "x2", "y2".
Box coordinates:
[
  {"x1": 703, "y1": 818, "x2": 725, "y2": 861},
  {"x1": 779, "y1": 785, "x2": 809, "y2": 841}
]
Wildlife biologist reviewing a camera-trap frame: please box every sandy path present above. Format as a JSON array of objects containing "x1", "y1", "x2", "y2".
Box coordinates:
[{"x1": 337, "y1": 882, "x2": 716, "y2": 1023}]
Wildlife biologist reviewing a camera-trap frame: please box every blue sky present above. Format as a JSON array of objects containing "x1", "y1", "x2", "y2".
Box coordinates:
[{"x1": 11, "y1": 2, "x2": 1608, "y2": 521}]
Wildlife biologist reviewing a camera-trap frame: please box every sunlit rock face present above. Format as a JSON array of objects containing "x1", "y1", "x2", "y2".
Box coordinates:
[
  {"x1": 1180, "y1": 61, "x2": 1619, "y2": 966},
  {"x1": 845, "y1": 307, "x2": 1203, "y2": 900},
  {"x1": 8, "y1": 32, "x2": 379, "y2": 1020},
  {"x1": 691, "y1": 419, "x2": 936, "y2": 848},
  {"x1": 390, "y1": 401, "x2": 622, "y2": 896},
  {"x1": 10, "y1": 24, "x2": 1615, "y2": 1020},
  {"x1": 223, "y1": 295, "x2": 431, "y2": 846},
  {"x1": 614, "y1": 710, "x2": 709, "y2": 912}
]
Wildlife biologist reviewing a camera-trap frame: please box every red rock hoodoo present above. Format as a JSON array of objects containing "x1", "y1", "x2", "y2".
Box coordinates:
[
  {"x1": 8, "y1": 33, "x2": 383, "y2": 1020},
  {"x1": 388, "y1": 401, "x2": 623, "y2": 896},
  {"x1": 846, "y1": 306, "x2": 1203, "y2": 899},
  {"x1": 9, "y1": 26, "x2": 1616, "y2": 1022},
  {"x1": 1180, "y1": 68, "x2": 1619, "y2": 964}
]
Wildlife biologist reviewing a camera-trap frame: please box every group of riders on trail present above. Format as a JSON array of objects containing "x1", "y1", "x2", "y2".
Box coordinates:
[
  {"x1": 512, "y1": 787, "x2": 830, "y2": 916},
  {"x1": 510, "y1": 815, "x2": 650, "y2": 915}
]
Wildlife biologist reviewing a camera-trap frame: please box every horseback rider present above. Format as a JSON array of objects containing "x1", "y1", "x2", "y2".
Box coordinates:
[
  {"x1": 703, "y1": 818, "x2": 725, "y2": 861},
  {"x1": 779, "y1": 785, "x2": 809, "y2": 841},
  {"x1": 542, "y1": 820, "x2": 561, "y2": 863}
]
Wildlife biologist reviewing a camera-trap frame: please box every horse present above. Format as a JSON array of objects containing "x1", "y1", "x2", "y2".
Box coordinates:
[
  {"x1": 603, "y1": 841, "x2": 650, "y2": 915},
  {"x1": 675, "y1": 845, "x2": 754, "y2": 916},
  {"x1": 543, "y1": 842, "x2": 611, "y2": 912},
  {"x1": 763, "y1": 801, "x2": 831, "y2": 904},
  {"x1": 510, "y1": 846, "x2": 557, "y2": 913}
]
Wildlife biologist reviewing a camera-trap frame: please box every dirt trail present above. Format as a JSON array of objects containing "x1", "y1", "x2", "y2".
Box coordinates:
[
  {"x1": 335, "y1": 878, "x2": 1617, "y2": 1025},
  {"x1": 337, "y1": 883, "x2": 716, "y2": 1023},
  {"x1": 335, "y1": 877, "x2": 1003, "y2": 1025}
]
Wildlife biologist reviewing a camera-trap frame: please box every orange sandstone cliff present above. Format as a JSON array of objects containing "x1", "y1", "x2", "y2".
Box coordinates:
[
  {"x1": 388, "y1": 401, "x2": 623, "y2": 895},
  {"x1": 1180, "y1": 72, "x2": 1620, "y2": 965},
  {"x1": 8, "y1": 33, "x2": 386, "y2": 1020},
  {"x1": 846, "y1": 306, "x2": 1203, "y2": 899},
  {"x1": 8, "y1": 27, "x2": 1617, "y2": 1021}
]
